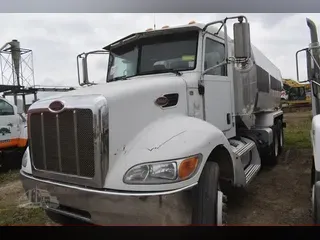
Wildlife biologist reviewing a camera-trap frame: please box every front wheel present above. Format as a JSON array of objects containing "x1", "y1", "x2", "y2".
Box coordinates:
[
  {"x1": 191, "y1": 162, "x2": 227, "y2": 225},
  {"x1": 311, "y1": 160, "x2": 320, "y2": 224},
  {"x1": 312, "y1": 184, "x2": 320, "y2": 224}
]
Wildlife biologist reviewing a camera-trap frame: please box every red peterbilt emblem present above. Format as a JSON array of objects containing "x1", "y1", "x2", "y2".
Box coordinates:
[{"x1": 48, "y1": 100, "x2": 65, "y2": 112}]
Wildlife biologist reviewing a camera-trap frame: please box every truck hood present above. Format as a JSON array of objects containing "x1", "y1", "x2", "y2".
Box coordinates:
[{"x1": 31, "y1": 74, "x2": 189, "y2": 169}]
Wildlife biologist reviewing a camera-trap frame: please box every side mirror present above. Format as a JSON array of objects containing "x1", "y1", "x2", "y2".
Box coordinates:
[
  {"x1": 77, "y1": 50, "x2": 109, "y2": 86},
  {"x1": 16, "y1": 98, "x2": 24, "y2": 114},
  {"x1": 233, "y1": 21, "x2": 251, "y2": 59},
  {"x1": 295, "y1": 47, "x2": 320, "y2": 83}
]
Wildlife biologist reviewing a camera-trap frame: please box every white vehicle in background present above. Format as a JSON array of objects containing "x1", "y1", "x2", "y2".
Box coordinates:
[
  {"x1": 281, "y1": 90, "x2": 288, "y2": 100},
  {"x1": 0, "y1": 97, "x2": 27, "y2": 170},
  {"x1": 296, "y1": 18, "x2": 320, "y2": 224},
  {"x1": 20, "y1": 15, "x2": 285, "y2": 225}
]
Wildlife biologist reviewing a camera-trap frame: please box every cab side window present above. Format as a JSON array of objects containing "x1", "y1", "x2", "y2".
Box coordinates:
[
  {"x1": 0, "y1": 99, "x2": 14, "y2": 116},
  {"x1": 204, "y1": 38, "x2": 227, "y2": 76}
]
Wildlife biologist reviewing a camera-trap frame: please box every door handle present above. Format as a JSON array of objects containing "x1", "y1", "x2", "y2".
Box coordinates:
[{"x1": 226, "y1": 113, "x2": 231, "y2": 125}]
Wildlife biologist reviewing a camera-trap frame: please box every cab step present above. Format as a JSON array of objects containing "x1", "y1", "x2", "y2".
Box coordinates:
[
  {"x1": 244, "y1": 164, "x2": 261, "y2": 184},
  {"x1": 229, "y1": 137, "x2": 262, "y2": 186}
]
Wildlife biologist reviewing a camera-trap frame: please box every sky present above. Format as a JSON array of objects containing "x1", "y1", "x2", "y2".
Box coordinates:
[{"x1": 0, "y1": 13, "x2": 320, "y2": 102}]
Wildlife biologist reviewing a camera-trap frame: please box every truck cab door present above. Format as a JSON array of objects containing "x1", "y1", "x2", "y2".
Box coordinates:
[
  {"x1": 0, "y1": 99, "x2": 20, "y2": 149},
  {"x1": 202, "y1": 35, "x2": 234, "y2": 136}
]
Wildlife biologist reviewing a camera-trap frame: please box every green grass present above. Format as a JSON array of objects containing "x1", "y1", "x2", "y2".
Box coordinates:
[
  {"x1": 0, "y1": 207, "x2": 51, "y2": 225},
  {"x1": 284, "y1": 112, "x2": 312, "y2": 149},
  {"x1": 0, "y1": 170, "x2": 20, "y2": 185},
  {"x1": 0, "y1": 169, "x2": 52, "y2": 225}
]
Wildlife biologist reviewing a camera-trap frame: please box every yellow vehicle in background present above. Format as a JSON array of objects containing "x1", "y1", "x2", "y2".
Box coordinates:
[{"x1": 281, "y1": 78, "x2": 311, "y2": 107}]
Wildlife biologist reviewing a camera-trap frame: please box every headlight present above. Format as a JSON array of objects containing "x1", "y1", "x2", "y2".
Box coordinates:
[
  {"x1": 22, "y1": 149, "x2": 28, "y2": 167},
  {"x1": 123, "y1": 155, "x2": 201, "y2": 184}
]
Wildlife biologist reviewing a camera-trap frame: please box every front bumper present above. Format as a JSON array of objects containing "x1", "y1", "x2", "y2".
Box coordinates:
[{"x1": 20, "y1": 170, "x2": 194, "y2": 225}]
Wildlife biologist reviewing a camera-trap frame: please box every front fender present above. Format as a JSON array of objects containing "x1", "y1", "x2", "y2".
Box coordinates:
[{"x1": 104, "y1": 114, "x2": 237, "y2": 192}]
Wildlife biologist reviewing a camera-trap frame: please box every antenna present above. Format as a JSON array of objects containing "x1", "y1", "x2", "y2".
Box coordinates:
[{"x1": 153, "y1": 13, "x2": 156, "y2": 30}]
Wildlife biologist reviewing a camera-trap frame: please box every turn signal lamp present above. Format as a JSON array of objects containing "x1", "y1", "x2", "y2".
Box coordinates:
[{"x1": 178, "y1": 156, "x2": 199, "y2": 180}]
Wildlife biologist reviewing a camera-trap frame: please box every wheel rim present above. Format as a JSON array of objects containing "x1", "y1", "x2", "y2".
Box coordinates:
[{"x1": 217, "y1": 191, "x2": 223, "y2": 225}]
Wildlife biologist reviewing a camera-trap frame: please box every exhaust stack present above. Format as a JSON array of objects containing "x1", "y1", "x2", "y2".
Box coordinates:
[
  {"x1": 307, "y1": 18, "x2": 319, "y2": 44},
  {"x1": 306, "y1": 18, "x2": 320, "y2": 115}
]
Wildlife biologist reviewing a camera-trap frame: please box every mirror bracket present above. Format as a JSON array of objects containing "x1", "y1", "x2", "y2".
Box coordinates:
[{"x1": 202, "y1": 60, "x2": 228, "y2": 76}]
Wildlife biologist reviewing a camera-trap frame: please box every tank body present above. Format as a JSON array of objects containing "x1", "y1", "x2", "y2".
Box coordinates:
[{"x1": 230, "y1": 41, "x2": 283, "y2": 128}]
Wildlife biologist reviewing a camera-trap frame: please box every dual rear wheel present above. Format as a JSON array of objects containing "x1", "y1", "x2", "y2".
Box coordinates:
[{"x1": 267, "y1": 119, "x2": 284, "y2": 166}]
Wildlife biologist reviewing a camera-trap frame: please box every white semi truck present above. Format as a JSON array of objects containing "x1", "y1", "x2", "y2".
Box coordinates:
[
  {"x1": 0, "y1": 97, "x2": 28, "y2": 170},
  {"x1": 295, "y1": 18, "x2": 320, "y2": 224},
  {"x1": 0, "y1": 40, "x2": 29, "y2": 170},
  {"x1": 20, "y1": 15, "x2": 284, "y2": 225}
]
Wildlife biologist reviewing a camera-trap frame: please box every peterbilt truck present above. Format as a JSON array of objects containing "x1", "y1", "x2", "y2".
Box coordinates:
[
  {"x1": 295, "y1": 18, "x2": 320, "y2": 224},
  {"x1": 20, "y1": 15, "x2": 284, "y2": 225}
]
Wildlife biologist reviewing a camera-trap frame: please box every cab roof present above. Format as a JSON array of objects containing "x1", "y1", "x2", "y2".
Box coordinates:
[{"x1": 103, "y1": 22, "x2": 229, "y2": 51}]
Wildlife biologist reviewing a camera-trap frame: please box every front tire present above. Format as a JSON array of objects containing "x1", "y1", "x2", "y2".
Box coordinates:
[
  {"x1": 311, "y1": 160, "x2": 320, "y2": 224},
  {"x1": 312, "y1": 183, "x2": 320, "y2": 224},
  {"x1": 191, "y1": 162, "x2": 226, "y2": 225}
]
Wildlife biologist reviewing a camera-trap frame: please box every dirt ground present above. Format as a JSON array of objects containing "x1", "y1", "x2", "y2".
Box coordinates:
[
  {"x1": 0, "y1": 110, "x2": 314, "y2": 225},
  {"x1": 228, "y1": 110, "x2": 313, "y2": 225},
  {"x1": 227, "y1": 149, "x2": 312, "y2": 225}
]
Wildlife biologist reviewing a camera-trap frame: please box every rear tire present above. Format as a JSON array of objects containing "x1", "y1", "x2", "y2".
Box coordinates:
[
  {"x1": 277, "y1": 120, "x2": 284, "y2": 155},
  {"x1": 191, "y1": 162, "x2": 227, "y2": 225},
  {"x1": 267, "y1": 126, "x2": 279, "y2": 166}
]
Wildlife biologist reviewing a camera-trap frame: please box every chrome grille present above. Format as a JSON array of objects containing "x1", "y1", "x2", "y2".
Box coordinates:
[{"x1": 29, "y1": 109, "x2": 95, "y2": 178}]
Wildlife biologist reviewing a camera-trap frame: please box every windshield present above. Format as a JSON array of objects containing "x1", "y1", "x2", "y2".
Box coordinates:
[{"x1": 107, "y1": 30, "x2": 199, "y2": 82}]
